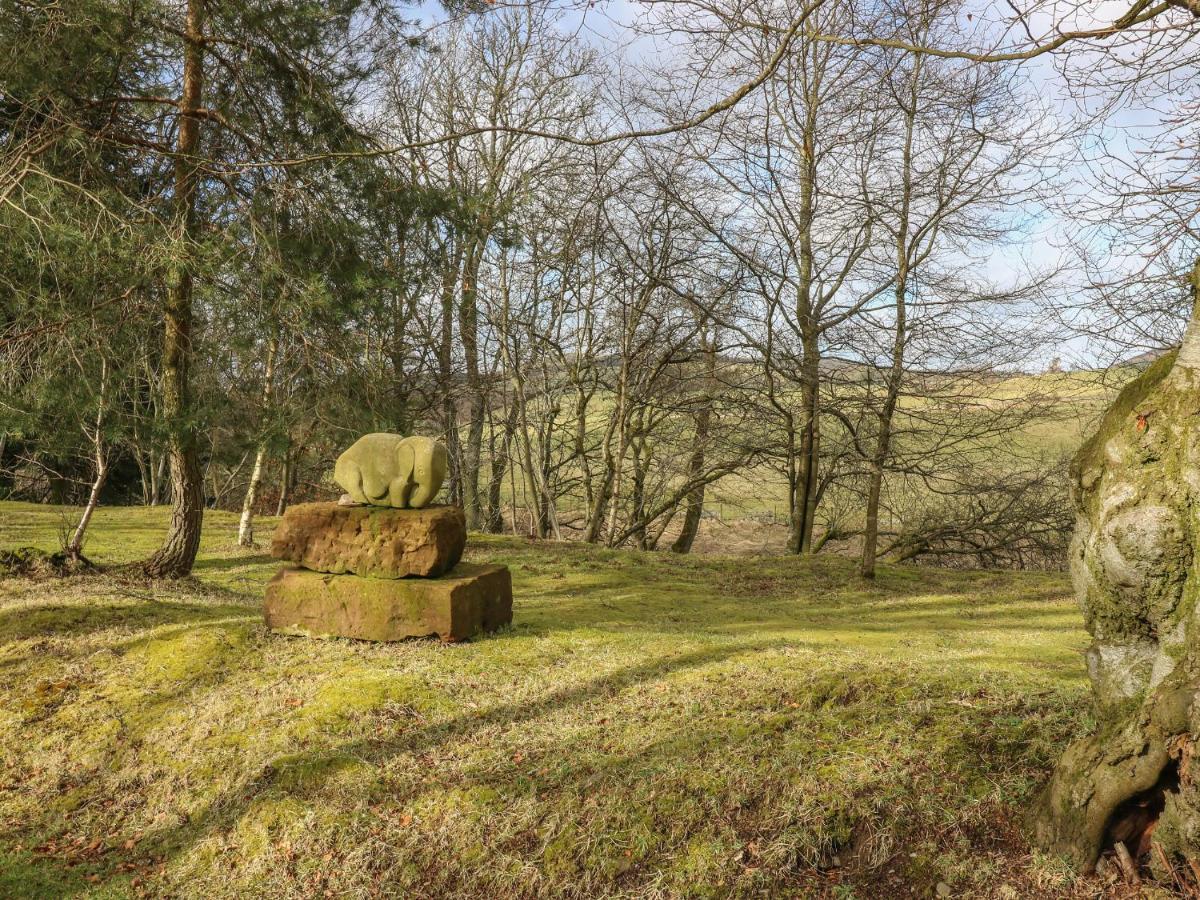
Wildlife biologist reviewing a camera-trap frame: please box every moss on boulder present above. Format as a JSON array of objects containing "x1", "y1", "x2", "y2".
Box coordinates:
[{"x1": 1035, "y1": 262, "x2": 1200, "y2": 872}]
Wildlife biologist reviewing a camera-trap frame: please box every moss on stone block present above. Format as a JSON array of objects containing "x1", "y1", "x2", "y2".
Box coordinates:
[{"x1": 263, "y1": 562, "x2": 512, "y2": 642}]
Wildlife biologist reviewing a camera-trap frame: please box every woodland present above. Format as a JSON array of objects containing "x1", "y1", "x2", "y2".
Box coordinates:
[{"x1": 2, "y1": 0, "x2": 1200, "y2": 895}]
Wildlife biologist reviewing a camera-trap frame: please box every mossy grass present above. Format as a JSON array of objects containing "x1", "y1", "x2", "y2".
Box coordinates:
[{"x1": 0, "y1": 502, "x2": 1099, "y2": 897}]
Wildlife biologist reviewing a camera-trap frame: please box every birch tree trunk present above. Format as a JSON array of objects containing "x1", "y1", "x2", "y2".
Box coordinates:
[
  {"x1": 237, "y1": 335, "x2": 279, "y2": 547},
  {"x1": 67, "y1": 359, "x2": 108, "y2": 560}
]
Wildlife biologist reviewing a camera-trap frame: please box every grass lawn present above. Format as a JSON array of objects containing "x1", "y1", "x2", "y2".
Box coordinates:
[{"x1": 0, "y1": 502, "x2": 1106, "y2": 898}]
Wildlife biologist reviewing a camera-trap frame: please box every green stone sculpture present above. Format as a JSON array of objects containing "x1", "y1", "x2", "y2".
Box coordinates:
[{"x1": 333, "y1": 434, "x2": 448, "y2": 509}]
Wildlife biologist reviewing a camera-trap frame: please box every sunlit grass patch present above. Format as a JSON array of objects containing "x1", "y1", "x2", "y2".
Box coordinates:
[{"x1": 0, "y1": 502, "x2": 1098, "y2": 897}]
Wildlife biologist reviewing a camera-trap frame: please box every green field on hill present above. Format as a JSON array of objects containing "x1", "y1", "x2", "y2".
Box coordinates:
[{"x1": 0, "y1": 503, "x2": 1102, "y2": 897}]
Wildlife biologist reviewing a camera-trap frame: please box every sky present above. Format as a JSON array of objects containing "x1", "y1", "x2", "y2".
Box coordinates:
[{"x1": 407, "y1": 0, "x2": 1193, "y2": 367}]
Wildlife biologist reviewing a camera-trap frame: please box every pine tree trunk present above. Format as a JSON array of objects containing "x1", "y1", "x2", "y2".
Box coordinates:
[{"x1": 143, "y1": 0, "x2": 205, "y2": 578}]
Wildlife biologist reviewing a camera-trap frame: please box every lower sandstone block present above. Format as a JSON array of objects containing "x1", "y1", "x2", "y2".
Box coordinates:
[{"x1": 263, "y1": 563, "x2": 512, "y2": 642}]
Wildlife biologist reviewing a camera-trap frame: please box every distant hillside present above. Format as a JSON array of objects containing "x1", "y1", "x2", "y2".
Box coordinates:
[{"x1": 1121, "y1": 346, "x2": 1175, "y2": 370}]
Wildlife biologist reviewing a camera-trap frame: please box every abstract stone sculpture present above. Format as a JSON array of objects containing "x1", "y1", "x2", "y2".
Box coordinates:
[
  {"x1": 265, "y1": 432, "x2": 511, "y2": 643},
  {"x1": 1034, "y1": 261, "x2": 1200, "y2": 875},
  {"x1": 334, "y1": 433, "x2": 447, "y2": 509}
]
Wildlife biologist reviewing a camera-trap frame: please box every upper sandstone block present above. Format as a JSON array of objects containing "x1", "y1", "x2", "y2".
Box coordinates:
[{"x1": 271, "y1": 501, "x2": 465, "y2": 578}]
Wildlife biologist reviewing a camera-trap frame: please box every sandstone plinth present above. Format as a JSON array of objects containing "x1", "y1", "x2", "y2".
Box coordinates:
[
  {"x1": 271, "y1": 502, "x2": 465, "y2": 578},
  {"x1": 264, "y1": 563, "x2": 513, "y2": 642}
]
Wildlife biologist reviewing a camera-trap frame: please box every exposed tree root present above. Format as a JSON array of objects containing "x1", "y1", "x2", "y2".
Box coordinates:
[{"x1": 1033, "y1": 676, "x2": 1195, "y2": 878}]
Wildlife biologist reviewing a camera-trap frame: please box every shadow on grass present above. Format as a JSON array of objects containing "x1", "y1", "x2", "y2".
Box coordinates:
[
  {"x1": 84, "y1": 629, "x2": 1078, "y2": 896},
  {"x1": 506, "y1": 563, "x2": 1078, "y2": 644},
  {"x1": 0, "y1": 599, "x2": 255, "y2": 647},
  {"x1": 0, "y1": 529, "x2": 1085, "y2": 894},
  {"x1": 81, "y1": 637, "x2": 797, "y2": 883},
  {"x1": 191, "y1": 554, "x2": 275, "y2": 572}
]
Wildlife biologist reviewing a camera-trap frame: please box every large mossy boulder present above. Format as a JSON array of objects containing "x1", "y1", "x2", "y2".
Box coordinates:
[{"x1": 1035, "y1": 262, "x2": 1200, "y2": 873}]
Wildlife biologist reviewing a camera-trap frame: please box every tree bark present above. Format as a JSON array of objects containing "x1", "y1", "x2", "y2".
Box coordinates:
[
  {"x1": 237, "y1": 335, "x2": 278, "y2": 547},
  {"x1": 67, "y1": 359, "x2": 109, "y2": 560},
  {"x1": 1034, "y1": 260, "x2": 1200, "y2": 873},
  {"x1": 143, "y1": 0, "x2": 205, "y2": 578},
  {"x1": 459, "y1": 239, "x2": 486, "y2": 529},
  {"x1": 789, "y1": 333, "x2": 820, "y2": 554},
  {"x1": 672, "y1": 325, "x2": 716, "y2": 554},
  {"x1": 861, "y1": 63, "x2": 916, "y2": 578},
  {"x1": 485, "y1": 397, "x2": 519, "y2": 533},
  {"x1": 275, "y1": 440, "x2": 291, "y2": 516},
  {"x1": 439, "y1": 252, "x2": 463, "y2": 506}
]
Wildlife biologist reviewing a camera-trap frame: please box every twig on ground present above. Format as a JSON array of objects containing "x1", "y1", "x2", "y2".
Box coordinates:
[{"x1": 1114, "y1": 841, "x2": 1141, "y2": 885}]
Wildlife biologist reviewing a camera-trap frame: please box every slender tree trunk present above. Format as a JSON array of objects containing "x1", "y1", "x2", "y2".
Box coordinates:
[
  {"x1": 539, "y1": 405, "x2": 562, "y2": 540},
  {"x1": 603, "y1": 365, "x2": 631, "y2": 547},
  {"x1": 787, "y1": 84, "x2": 820, "y2": 555},
  {"x1": 388, "y1": 221, "x2": 414, "y2": 435},
  {"x1": 149, "y1": 451, "x2": 165, "y2": 505},
  {"x1": 574, "y1": 383, "x2": 594, "y2": 511},
  {"x1": 629, "y1": 429, "x2": 648, "y2": 550},
  {"x1": 583, "y1": 408, "x2": 618, "y2": 544},
  {"x1": 134, "y1": 445, "x2": 150, "y2": 505},
  {"x1": 860, "y1": 414, "x2": 893, "y2": 577},
  {"x1": 439, "y1": 255, "x2": 462, "y2": 506},
  {"x1": 791, "y1": 335, "x2": 820, "y2": 554},
  {"x1": 237, "y1": 335, "x2": 279, "y2": 547},
  {"x1": 514, "y1": 382, "x2": 545, "y2": 539},
  {"x1": 460, "y1": 240, "x2": 486, "y2": 528},
  {"x1": 275, "y1": 440, "x2": 291, "y2": 516},
  {"x1": 672, "y1": 328, "x2": 716, "y2": 554},
  {"x1": 859, "y1": 314, "x2": 907, "y2": 579},
  {"x1": 67, "y1": 360, "x2": 109, "y2": 560},
  {"x1": 68, "y1": 456, "x2": 108, "y2": 560},
  {"x1": 144, "y1": 0, "x2": 205, "y2": 578},
  {"x1": 861, "y1": 57, "x2": 918, "y2": 579},
  {"x1": 485, "y1": 397, "x2": 519, "y2": 533}
]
